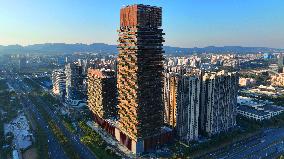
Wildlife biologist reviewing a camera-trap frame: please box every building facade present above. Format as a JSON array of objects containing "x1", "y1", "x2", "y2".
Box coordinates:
[
  {"x1": 237, "y1": 105, "x2": 284, "y2": 121},
  {"x1": 176, "y1": 74, "x2": 200, "y2": 142},
  {"x1": 271, "y1": 73, "x2": 284, "y2": 87},
  {"x1": 164, "y1": 73, "x2": 179, "y2": 127},
  {"x1": 65, "y1": 63, "x2": 86, "y2": 106},
  {"x1": 87, "y1": 68, "x2": 117, "y2": 120},
  {"x1": 200, "y1": 71, "x2": 238, "y2": 136},
  {"x1": 239, "y1": 77, "x2": 256, "y2": 87},
  {"x1": 278, "y1": 54, "x2": 284, "y2": 73},
  {"x1": 52, "y1": 69, "x2": 66, "y2": 99},
  {"x1": 116, "y1": 4, "x2": 171, "y2": 153}
]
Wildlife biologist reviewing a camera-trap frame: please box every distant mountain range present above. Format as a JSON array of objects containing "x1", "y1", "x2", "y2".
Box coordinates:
[
  {"x1": 0, "y1": 43, "x2": 117, "y2": 55},
  {"x1": 0, "y1": 43, "x2": 283, "y2": 55}
]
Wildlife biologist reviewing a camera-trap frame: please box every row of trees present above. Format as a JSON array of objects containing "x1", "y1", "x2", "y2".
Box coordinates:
[
  {"x1": 79, "y1": 121, "x2": 120, "y2": 159},
  {"x1": 25, "y1": 75, "x2": 85, "y2": 159},
  {"x1": 240, "y1": 71, "x2": 270, "y2": 86},
  {"x1": 28, "y1": 94, "x2": 81, "y2": 159},
  {"x1": 48, "y1": 121, "x2": 80, "y2": 159},
  {"x1": 25, "y1": 76, "x2": 119, "y2": 159},
  {"x1": 29, "y1": 113, "x2": 48, "y2": 159},
  {"x1": 23, "y1": 77, "x2": 43, "y2": 92}
]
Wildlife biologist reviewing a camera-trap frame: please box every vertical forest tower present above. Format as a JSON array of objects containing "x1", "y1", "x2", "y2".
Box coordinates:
[{"x1": 117, "y1": 4, "x2": 165, "y2": 151}]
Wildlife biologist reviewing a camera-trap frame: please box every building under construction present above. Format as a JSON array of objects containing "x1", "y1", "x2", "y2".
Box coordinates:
[{"x1": 116, "y1": 4, "x2": 172, "y2": 153}]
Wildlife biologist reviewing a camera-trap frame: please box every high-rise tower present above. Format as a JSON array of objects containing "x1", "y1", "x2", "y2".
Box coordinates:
[
  {"x1": 52, "y1": 69, "x2": 66, "y2": 99},
  {"x1": 87, "y1": 68, "x2": 117, "y2": 120},
  {"x1": 278, "y1": 54, "x2": 284, "y2": 73},
  {"x1": 176, "y1": 74, "x2": 200, "y2": 142},
  {"x1": 117, "y1": 4, "x2": 165, "y2": 151},
  {"x1": 65, "y1": 63, "x2": 86, "y2": 103},
  {"x1": 164, "y1": 73, "x2": 179, "y2": 127},
  {"x1": 199, "y1": 70, "x2": 238, "y2": 136}
]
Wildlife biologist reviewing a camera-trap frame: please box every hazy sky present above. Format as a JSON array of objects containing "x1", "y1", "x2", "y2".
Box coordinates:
[{"x1": 0, "y1": 0, "x2": 284, "y2": 48}]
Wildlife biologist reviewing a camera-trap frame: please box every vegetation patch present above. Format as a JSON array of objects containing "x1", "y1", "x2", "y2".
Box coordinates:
[{"x1": 79, "y1": 121, "x2": 120, "y2": 159}]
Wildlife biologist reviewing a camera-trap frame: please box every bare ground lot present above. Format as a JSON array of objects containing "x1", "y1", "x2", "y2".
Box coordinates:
[{"x1": 23, "y1": 148, "x2": 37, "y2": 159}]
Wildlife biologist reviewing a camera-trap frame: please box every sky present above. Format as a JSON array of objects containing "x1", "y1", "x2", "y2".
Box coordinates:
[{"x1": 0, "y1": 0, "x2": 284, "y2": 48}]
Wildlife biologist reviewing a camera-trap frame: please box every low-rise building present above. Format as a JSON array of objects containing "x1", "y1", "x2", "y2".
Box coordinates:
[
  {"x1": 239, "y1": 78, "x2": 256, "y2": 87},
  {"x1": 4, "y1": 114, "x2": 33, "y2": 150},
  {"x1": 237, "y1": 105, "x2": 284, "y2": 121},
  {"x1": 237, "y1": 96, "x2": 284, "y2": 121},
  {"x1": 248, "y1": 85, "x2": 277, "y2": 96}
]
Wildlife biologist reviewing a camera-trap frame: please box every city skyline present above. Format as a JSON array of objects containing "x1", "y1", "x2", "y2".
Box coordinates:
[
  {"x1": 1, "y1": 0, "x2": 284, "y2": 48},
  {"x1": 2, "y1": 2, "x2": 284, "y2": 159}
]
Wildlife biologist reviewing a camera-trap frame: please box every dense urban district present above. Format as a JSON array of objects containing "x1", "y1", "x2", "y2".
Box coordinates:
[{"x1": 1, "y1": 4, "x2": 284, "y2": 159}]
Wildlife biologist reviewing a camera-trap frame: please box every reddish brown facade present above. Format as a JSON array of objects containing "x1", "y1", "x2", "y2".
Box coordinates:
[
  {"x1": 93, "y1": 114, "x2": 116, "y2": 137},
  {"x1": 120, "y1": 5, "x2": 162, "y2": 28},
  {"x1": 87, "y1": 4, "x2": 172, "y2": 155},
  {"x1": 117, "y1": 4, "x2": 165, "y2": 141}
]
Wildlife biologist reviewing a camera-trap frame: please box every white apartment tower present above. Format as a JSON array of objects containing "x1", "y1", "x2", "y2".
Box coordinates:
[
  {"x1": 176, "y1": 74, "x2": 200, "y2": 142},
  {"x1": 52, "y1": 69, "x2": 66, "y2": 98},
  {"x1": 200, "y1": 70, "x2": 238, "y2": 136}
]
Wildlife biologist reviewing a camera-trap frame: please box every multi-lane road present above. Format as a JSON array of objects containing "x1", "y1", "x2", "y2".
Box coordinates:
[
  {"x1": 21, "y1": 96, "x2": 69, "y2": 159},
  {"x1": 8, "y1": 74, "x2": 97, "y2": 159},
  {"x1": 8, "y1": 76, "x2": 68, "y2": 159},
  {"x1": 35, "y1": 97, "x2": 96, "y2": 159},
  {"x1": 198, "y1": 128, "x2": 284, "y2": 159},
  {"x1": 27, "y1": 75, "x2": 97, "y2": 159}
]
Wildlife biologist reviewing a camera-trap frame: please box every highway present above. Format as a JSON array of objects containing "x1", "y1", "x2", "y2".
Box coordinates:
[
  {"x1": 8, "y1": 76, "x2": 69, "y2": 159},
  {"x1": 199, "y1": 128, "x2": 284, "y2": 159},
  {"x1": 18, "y1": 74, "x2": 97, "y2": 159},
  {"x1": 7, "y1": 72, "x2": 97, "y2": 159},
  {"x1": 35, "y1": 96, "x2": 97, "y2": 159},
  {"x1": 26, "y1": 75, "x2": 97, "y2": 159},
  {"x1": 21, "y1": 96, "x2": 69, "y2": 159}
]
